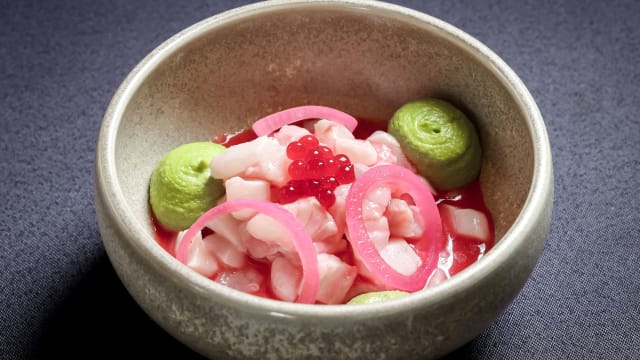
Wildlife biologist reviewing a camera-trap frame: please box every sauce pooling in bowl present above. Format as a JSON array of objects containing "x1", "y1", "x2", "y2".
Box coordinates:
[{"x1": 152, "y1": 115, "x2": 494, "y2": 303}]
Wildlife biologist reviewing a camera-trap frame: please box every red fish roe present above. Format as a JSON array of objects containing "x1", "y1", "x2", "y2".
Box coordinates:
[
  {"x1": 286, "y1": 141, "x2": 307, "y2": 160},
  {"x1": 310, "y1": 145, "x2": 333, "y2": 160},
  {"x1": 298, "y1": 134, "x2": 319, "y2": 150},
  {"x1": 316, "y1": 189, "x2": 336, "y2": 208},
  {"x1": 280, "y1": 135, "x2": 354, "y2": 208},
  {"x1": 334, "y1": 154, "x2": 350, "y2": 167},
  {"x1": 288, "y1": 160, "x2": 307, "y2": 180},
  {"x1": 335, "y1": 163, "x2": 355, "y2": 184}
]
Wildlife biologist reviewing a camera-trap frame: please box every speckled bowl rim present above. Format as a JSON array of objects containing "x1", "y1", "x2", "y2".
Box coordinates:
[{"x1": 96, "y1": 0, "x2": 552, "y2": 320}]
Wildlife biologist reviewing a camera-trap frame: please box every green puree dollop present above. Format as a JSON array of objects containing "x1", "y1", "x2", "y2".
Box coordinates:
[
  {"x1": 347, "y1": 290, "x2": 410, "y2": 304},
  {"x1": 149, "y1": 142, "x2": 226, "y2": 231},
  {"x1": 388, "y1": 98, "x2": 482, "y2": 190}
]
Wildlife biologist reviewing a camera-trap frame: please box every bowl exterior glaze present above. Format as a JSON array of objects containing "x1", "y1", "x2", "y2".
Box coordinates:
[{"x1": 95, "y1": 1, "x2": 553, "y2": 359}]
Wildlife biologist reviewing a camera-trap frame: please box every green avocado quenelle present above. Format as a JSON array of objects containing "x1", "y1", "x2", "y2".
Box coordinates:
[
  {"x1": 149, "y1": 142, "x2": 226, "y2": 231},
  {"x1": 347, "y1": 290, "x2": 410, "y2": 304},
  {"x1": 388, "y1": 98, "x2": 482, "y2": 190}
]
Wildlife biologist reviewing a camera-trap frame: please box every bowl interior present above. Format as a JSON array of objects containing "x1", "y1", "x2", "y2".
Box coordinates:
[{"x1": 114, "y1": 2, "x2": 533, "y2": 265}]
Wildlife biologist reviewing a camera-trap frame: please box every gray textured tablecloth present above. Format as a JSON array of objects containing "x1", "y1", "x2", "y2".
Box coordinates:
[{"x1": 1, "y1": 0, "x2": 638, "y2": 358}]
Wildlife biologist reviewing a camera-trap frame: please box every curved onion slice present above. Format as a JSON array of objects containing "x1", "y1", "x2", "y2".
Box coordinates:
[
  {"x1": 176, "y1": 199, "x2": 319, "y2": 304},
  {"x1": 345, "y1": 165, "x2": 441, "y2": 291},
  {"x1": 252, "y1": 105, "x2": 358, "y2": 136}
]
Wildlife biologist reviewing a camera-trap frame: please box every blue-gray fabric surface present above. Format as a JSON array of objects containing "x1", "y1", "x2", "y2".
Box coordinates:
[{"x1": 1, "y1": 0, "x2": 638, "y2": 358}]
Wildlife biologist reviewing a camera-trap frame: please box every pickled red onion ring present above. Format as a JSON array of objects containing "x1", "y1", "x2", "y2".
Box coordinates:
[
  {"x1": 176, "y1": 199, "x2": 319, "y2": 304},
  {"x1": 345, "y1": 165, "x2": 441, "y2": 291},
  {"x1": 252, "y1": 105, "x2": 358, "y2": 136}
]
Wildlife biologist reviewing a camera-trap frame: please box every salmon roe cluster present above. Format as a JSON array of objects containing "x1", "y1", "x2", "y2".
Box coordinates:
[{"x1": 279, "y1": 135, "x2": 355, "y2": 208}]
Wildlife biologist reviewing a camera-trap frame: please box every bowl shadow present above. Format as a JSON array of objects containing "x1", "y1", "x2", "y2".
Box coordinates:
[
  {"x1": 31, "y1": 254, "x2": 206, "y2": 359},
  {"x1": 30, "y1": 251, "x2": 482, "y2": 359}
]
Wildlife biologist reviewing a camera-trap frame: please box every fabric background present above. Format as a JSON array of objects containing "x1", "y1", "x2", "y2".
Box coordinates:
[{"x1": 1, "y1": 0, "x2": 638, "y2": 358}]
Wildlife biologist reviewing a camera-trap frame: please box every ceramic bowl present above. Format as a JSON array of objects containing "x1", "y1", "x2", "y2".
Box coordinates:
[{"x1": 94, "y1": 1, "x2": 553, "y2": 359}]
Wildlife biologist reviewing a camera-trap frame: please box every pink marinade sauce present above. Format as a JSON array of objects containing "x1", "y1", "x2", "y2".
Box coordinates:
[{"x1": 151, "y1": 118, "x2": 495, "y2": 301}]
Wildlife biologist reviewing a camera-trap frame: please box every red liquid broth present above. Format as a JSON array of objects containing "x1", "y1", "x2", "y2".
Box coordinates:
[
  {"x1": 152, "y1": 118, "x2": 494, "y2": 295},
  {"x1": 435, "y1": 180, "x2": 495, "y2": 276}
]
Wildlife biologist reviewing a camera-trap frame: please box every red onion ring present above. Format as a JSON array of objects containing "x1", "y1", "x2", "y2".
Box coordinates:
[
  {"x1": 345, "y1": 165, "x2": 441, "y2": 291},
  {"x1": 176, "y1": 199, "x2": 319, "y2": 304},
  {"x1": 252, "y1": 105, "x2": 358, "y2": 136}
]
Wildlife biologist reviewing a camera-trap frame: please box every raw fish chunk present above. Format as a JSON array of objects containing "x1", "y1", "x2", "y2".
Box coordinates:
[
  {"x1": 205, "y1": 212, "x2": 250, "y2": 252},
  {"x1": 273, "y1": 125, "x2": 312, "y2": 146},
  {"x1": 334, "y1": 138, "x2": 378, "y2": 166},
  {"x1": 362, "y1": 186, "x2": 392, "y2": 250},
  {"x1": 316, "y1": 253, "x2": 357, "y2": 304},
  {"x1": 216, "y1": 267, "x2": 264, "y2": 294},
  {"x1": 203, "y1": 233, "x2": 247, "y2": 269},
  {"x1": 175, "y1": 231, "x2": 219, "y2": 277},
  {"x1": 440, "y1": 204, "x2": 490, "y2": 242},
  {"x1": 367, "y1": 130, "x2": 416, "y2": 170},
  {"x1": 224, "y1": 177, "x2": 271, "y2": 220},
  {"x1": 363, "y1": 216, "x2": 390, "y2": 250},
  {"x1": 210, "y1": 136, "x2": 289, "y2": 186},
  {"x1": 328, "y1": 184, "x2": 351, "y2": 234},
  {"x1": 270, "y1": 256, "x2": 302, "y2": 302},
  {"x1": 363, "y1": 186, "x2": 391, "y2": 219},
  {"x1": 283, "y1": 197, "x2": 340, "y2": 245},
  {"x1": 244, "y1": 235, "x2": 279, "y2": 261},
  {"x1": 386, "y1": 198, "x2": 424, "y2": 239},
  {"x1": 246, "y1": 213, "x2": 296, "y2": 258},
  {"x1": 379, "y1": 238, "x2": 422, "y2": 276},
  {"x1": 313, "y1": 119, "x2": 355, "y2": 149}
]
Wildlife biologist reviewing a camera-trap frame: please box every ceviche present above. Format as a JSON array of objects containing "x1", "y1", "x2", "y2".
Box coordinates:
[{"x1": 149, "y1": 99, "x2": 493, "y2": 305}]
